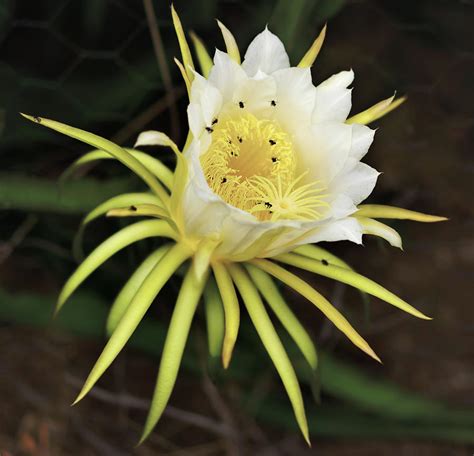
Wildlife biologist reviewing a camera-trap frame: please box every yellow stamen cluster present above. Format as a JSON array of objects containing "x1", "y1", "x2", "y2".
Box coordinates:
[{"x1": 200, "y1": 113, "x2": 328, "y2": 221}]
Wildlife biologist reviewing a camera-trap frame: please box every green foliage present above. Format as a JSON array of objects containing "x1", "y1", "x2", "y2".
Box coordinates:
[
  {"x1": 269, "y1": 0, "x2": 346, "y2": 55},
  {"x1": 0, "y1": 174, "x2": 132, "y2": 214}
]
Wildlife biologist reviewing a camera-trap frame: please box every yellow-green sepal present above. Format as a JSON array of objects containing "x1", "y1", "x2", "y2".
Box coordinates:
[
  {"x1": 228, "y1": 263, "x2": 311, "y2": 446},
  {"x1": 21, "y1": 114, "x2": 169, "y2": 203},
  {"x1": 72, "y1": 192, "x2": 164, "y2": 260},
  {"x1": 106, "y1": 245, "x2": 172, "y2": 335},
  {"x1": 297, "y1": 24, "x2": 327, "y2": 68},
  {"x1": 203, "y1": 277, "x2": 225, "y2": 367},
  {"x1": 59, "y1": 148, "x2": 174, "y2": 191},
  {"x1": 171, "y1": 4, "x2": 195, "y2": 82},
  {"x1": 57, "y1": 220, "x2": 175, "y2": 314},
  {"x1": 293, "y1": 244, "x2": 353, "y2": 270},
  {"x1": 73, "y1": 242, "x2": 192, "y2": 406},
  {"x1": 356, "y1": 216, "x2": 403, "y2": 249},
  {"x1": 251, "y1": 259, "x2": 380, "y2": 363},
  {"x1": 217, "y1": 20, "x2": 241, "y2": 64},
  {"x1": 139, "y1": 260, "x2": 208, "y2": 444},
  {"x1": 346, "y1": 95, "x2": 406, "y2": 125},
  {"x1": 135, "y1": 130, "x2": 189, "y2": 233},
  {"x1": 245, "y1": 264, "x2": 318, "y2": 371},
  {"x1": 212, "y1": 262, "x2": 240, "y2": 369},
  {"x1": 356, "y1": 204, "x2": 447, "y2": 222},
  {"x1": 189, "y1": 31, "x2": 213, "y2": 77},
  {"x1": 275, "y1": 253, "x2": 431, "y2": 320}
]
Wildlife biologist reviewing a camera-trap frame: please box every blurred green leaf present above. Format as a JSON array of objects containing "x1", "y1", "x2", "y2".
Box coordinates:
[
  {"x1": 258, "y1": 400, "x2": 474, "y2": 443},
  {"x1": 0, "y1": 174, "x2": 134, "y2": 214},
  {"x1": 269, "y1": 0, "x2": 347, "y2": 55},
  {"x1": 318, "y1": 352, "x2": 474, "y2": 425},
  {"x1": 314, "y1": 0, "x2": 347, "y2": 21},
  {"x1": 270, "y1": 0, "x2": 309, "y2": 51}
]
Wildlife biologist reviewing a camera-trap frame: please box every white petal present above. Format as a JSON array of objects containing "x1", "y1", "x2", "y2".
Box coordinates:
[
  {"x1": 350, "y1": 123, "x2": 375, "y2": 160},
  {"x1": 187, "y1": 77, "x2": 222, "y2": 137},
  {"x1": 208, "y1": 49, "x2": 247, "y2": 103},
  {"x1": 232, "y1": 75, "x2": 277, "y2": 116},
  {"x1": 332, "y1": 160, "x2": 380, "y2": 206},
  {"x1": 242, "y1": 28, "x2": 290, "y2": 76},
  {"x1": 262, "y1": 216, "x2": 364, "y2": 257},
  {"x1": 295, "y1": 121, "x2": 353, "y2": 182},
  {"x1": 189, "y1": 71, "x2": 208, "y2": 102},
  {"x1": 329, "y1": 194, "x2": 358, "y2": 218},
  {"x1": 300, "y1": 217, "x2": 363, "y2": 245},
  {"x1": 313, "y1": 70, "x2": 354, "y2": 123},
  {"x1": 182, "y1": 144, "x2": 230, "y2": 234},
  {"x1": 200, "y1": 84, "x2": 222, "y2": 126},
  {"x1": 271, "y1": 67, "x2": 316, "y2": 129},
  {"x1": 187, "y1": 102, "x2": 204, "y2": 138},
  {"x1": 218, "y1": 219, "x2": 287, "y2": 260}
]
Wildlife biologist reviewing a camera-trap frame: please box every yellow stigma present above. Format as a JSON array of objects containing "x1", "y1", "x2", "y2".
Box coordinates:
[{"x1": 200, "y1": 113, "x2": 328, "y2": 221}]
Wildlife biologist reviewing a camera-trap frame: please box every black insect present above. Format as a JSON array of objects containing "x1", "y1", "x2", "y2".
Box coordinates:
[
  {"x1": 270, "y1": 100, "x2": 277, "y2": 107},
  {"x1": 239, "y1": 101, "x2": 245, "y2": 108},
  {"x1": 269, "y1": 139, "x2": 276, "y2": 146}
]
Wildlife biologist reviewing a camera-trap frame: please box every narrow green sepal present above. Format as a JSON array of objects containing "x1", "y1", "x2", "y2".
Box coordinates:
[{"x1": 138, "y1": 262, "x2": 209, "y2": 444}]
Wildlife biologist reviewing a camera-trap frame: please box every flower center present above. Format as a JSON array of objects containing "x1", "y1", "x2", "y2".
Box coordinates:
[{"x1": 200, "y1": 113, "x2": 328, "y2": 221}]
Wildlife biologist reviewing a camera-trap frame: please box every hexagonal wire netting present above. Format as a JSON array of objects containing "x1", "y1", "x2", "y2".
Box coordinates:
[{"x1": 0, "y1": 0, "x2": 196, "y2": 171}]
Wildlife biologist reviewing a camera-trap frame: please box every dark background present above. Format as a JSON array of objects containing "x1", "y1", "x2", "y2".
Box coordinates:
[{"x1": 0, "y1": 0, "x2": 473, "y2": 454}]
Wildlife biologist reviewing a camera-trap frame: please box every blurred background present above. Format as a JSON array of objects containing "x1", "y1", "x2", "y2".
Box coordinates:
[{"x1": 0, "y1": 0, "x2": 473, "y2": 454}]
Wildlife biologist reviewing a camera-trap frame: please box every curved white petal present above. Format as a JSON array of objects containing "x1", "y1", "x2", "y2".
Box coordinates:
[
  {"x1": 182, "y1": 144, "x2": 231, "y2": 236},
  {"x1": 261, "y1": 216, "x2": 363, "y2": 258},
  {"x1": 218, "y1": 218, "x2": 296, "y2": 260},
  {"x1": 242, "y1": 28, "x2": 290, "y2": 76},
  {"x1": 232, "y1": 75, "x2": 277, "y2": 117},
  {"x1": 332, "y1": 160, "x2": 380, "y2": 206},
  {"x1": 313, "y1": 70, "x2": 354, "y2": 123},
  {"x1": 187, "y1": 77, "x2": 223, "y2": 138},
  {"x1": 329, "y1": 194, "x2": 358, "y2": 219},
  {"x1": 187, "y1": 103, "x2": 204, "y2": 139},
  {"x1": 271, "y1": 67, "x2": 316, "y2": 130},
  {"x1": 295, "y1": 121, "x2": 353, "y2": 182},
  {"x1": 349, "y1": 123, "x2": 375, "y2": 160},
  {"x1": 208, "y1": 50, "x2": 247, "y2": 104},
  {"x1": 300, "y1": 217, "x2": 363, "y2": 245},
  {"x1": 200, "y1": 85, "x2": 222, "y2": 126}
]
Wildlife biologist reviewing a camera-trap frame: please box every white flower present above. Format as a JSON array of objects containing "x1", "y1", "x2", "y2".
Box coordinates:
[
  {"x1": 21, "y1": 6, "x2": 445, "y2": 446},
  {"x1": 181, "y1": 28, "x2": 378, "y2": 261}
]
